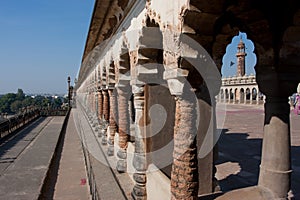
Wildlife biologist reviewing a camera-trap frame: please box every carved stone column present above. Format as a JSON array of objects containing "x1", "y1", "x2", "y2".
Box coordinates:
[
  {"x1": 163, "y1": 51, "x2": 199, "y2": 199},
  {"x1": 239, "y1": 91, "x2": 243, "y2": 104},
  {"x1": 116, "y1": 87, "x2": 130, "y2": 172},
  {"x1": 91, "y1": 89, "x2": 95, "y2": 114},
  {"x1": 92, "y1": 90, "x2": 94, "y2": 113},
  {"x1": 256, "y1": 90, "x2": 260, "y2": 105},
  {"x1": 258, "y1": 96, "x2": 291, "y2": 199},
  {"x1": 246, "y1": 90, "x2": 253, "y2": 104},
  {"x1": 131, "y1": 85, "x2": 147, "y2": 200},
  {"x1": 256, "y1": 71, "x2": 299, "y2": 199},
  {"x1": 197, "y1": 84, "x2": 219, "y2": 194},
  {"x1": 101, "y1": 89, "x2": 109, "y2": 145},
  {"x1": 171, "y1": 93, "x2": 198, "y2": 200},
  {"x1": 233, "y1": 92, "x2": 237, "y2": 104},
  {"x1": 98, "y1": 89, "x2": 103, "y2": 121},
  {"x1": 94, "y1": 91, "x2": 98, "y2": 116},
  {"x1": 163, "y1": 44, "x2": 220, "y2": 198},
  {"x1": 90, "y1": 89, "x2": 92, "y2": 112},
  {"x1": 92, "y1": 90, "x2": 99, "y2": 128},
  {"x1": 87, "y1": 91, "x2": 91, "y2": 112},
  {"x1": 107, "y1": 89, "x2": 117, "y2": 156}
]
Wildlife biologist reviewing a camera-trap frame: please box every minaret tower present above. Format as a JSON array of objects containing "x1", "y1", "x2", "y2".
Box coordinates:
[{"x1": 236, "y1": 36, "x2": 247, "y2": 77}]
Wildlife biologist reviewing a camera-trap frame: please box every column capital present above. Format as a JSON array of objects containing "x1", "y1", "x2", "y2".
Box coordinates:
[
  {"x1": 97, "y1": 87, "x2": 102, "y2": 92},
  {"x1": 256, "y1": 69, "x2": 299, "y2": 97},
  {"x1": 132, "y1": 85, "x2": 144, "y2": 109},
  {"x1": 132, "y1": 85, "x2": 144, "y2": 95},
  {"x1": 163, "y1": 68, "x2": 189, "y2": 94}
]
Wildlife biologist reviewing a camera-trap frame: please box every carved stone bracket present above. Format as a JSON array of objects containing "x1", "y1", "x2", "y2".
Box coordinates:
[{"x1": 163, "y1": 68, "x2": 189, "y2": 96}]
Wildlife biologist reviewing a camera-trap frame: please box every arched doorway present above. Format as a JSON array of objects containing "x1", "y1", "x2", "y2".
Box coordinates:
[
  {"x1": 220, "y1": 89, "x2": 224, "y2": 102},
  {"x1": 229, "y1": 89, "x2": 234, "y2": 103},
  {"x1": 225, "y1": 89, "x2": 229, "y2": 102},
  {"x1": 234, "y1": 88, "x2": 238, "y2": 103},
  {"x1": 246, "y1": 88, "x2": 251, "y2": 103},
  {"x1": 252, "y1": 88, "x2": 257, "y2": 104},
  {"x1": 240, "y1": 88, "x2": 245, "y2": 104}
]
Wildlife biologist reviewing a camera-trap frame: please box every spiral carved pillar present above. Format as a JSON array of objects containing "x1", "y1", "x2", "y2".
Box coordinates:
[
  {"x1": 116, "y1": 87, "x2": 130, "y2": 172},
  {"x1": 98, "y1": 89, "x2": 103, "y2": 121},
  {"x1": 101, "y1": 89, "x2": 109, "y2": 145},
  {"x1": 107, "y1": 89, "x2": 117, "y2": 156},
  {"x1": 163, "y1": 50, "x2": 198, "y2": 199},
  {"x1": 171, "y1": 93, "x2": 198, "y2": 200}
]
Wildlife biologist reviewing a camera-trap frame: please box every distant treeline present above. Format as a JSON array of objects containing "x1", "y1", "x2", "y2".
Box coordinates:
[{"x1": 0, "y1": 89, "x2": 67, "y2": 114}]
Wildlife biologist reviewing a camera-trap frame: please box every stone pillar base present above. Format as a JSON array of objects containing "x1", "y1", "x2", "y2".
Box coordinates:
[
  {"x1": 117, "y1": 148, "x2": 127, "y2": 173},
  {"x1": 215, "y1": 186, "x2": 274, "y2": 200},
  {"x1": 107, "y1": 141, "x2": 114, "y2": 156}
]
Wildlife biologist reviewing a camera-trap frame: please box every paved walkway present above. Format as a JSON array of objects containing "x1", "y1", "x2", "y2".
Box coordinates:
[
  {"x1": 53, "y1": 110, "x2": 90, "y2": 200},
  {"x1": 0, "y1": 117, "x2": 51, "y2": 175},
  {"x1": 72, "y1": 105, "x2": 131, "y2": 200},
  {"x1": 215, "y1": 103, "x2": 300, "y2": 199},
  {"x1": 0, "y1": 116, "x2": 65, "y2": 200}
]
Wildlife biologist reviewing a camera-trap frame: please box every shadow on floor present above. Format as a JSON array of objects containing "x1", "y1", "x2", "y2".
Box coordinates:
[
  {"x1": 0, "y1": 117, "x2": 45, "y2": 158},
  {"x1": 212, "y1": 129, "x2": 300, "y2": 200}
]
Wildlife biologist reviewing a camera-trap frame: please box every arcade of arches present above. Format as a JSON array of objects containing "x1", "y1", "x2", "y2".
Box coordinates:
[
  {"x1": 217, "y1": 37, "x2": 265, "y2": 105},
  {"x1": 74, "y1": 0, "x2": 300, "y2": 200},
  {"x1": 218, "y1": 75, "x2": 263, "y2": 104}
]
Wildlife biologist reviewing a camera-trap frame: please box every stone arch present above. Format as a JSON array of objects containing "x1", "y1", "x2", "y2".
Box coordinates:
[
  {"x1": 183, "y1": 0, "x2": 300, "y2": 78},
  {"x1": 229, "y1": 88, "x2": 234, "y2": 101},
  {"x1": 234, "y1": 88, "x2": 238, "y2": 103},
  {"x1": 104, "y1": 49, "x2": 119, "y2": 156},
  {"x1": 105, "y1": 51, "x2": 116, "y2": 89},
  {"x1": 138, "y1": 18, "x2": 176, "y2": 180},
  {"x1": 225, "y1": 88, "x2": 229, "y2": 102},
  {"x1": 114, "y1": 38, "x2": 131, "y2": 86},
  {"x1": 110, "y1": 32, "x2": 134, "y2": 172},
  {"x1": 246, "y1": 88, "x2": 251, "y2": 102},
  {"x1": 252, "y1": 88, "x2": 257, "y2": 101},
  {"x1": 99, "y1": 59, "x2": 107, "y2": 89},
  {"x1": 129, "y1": 17, "x2": 170, "y2": 200},
  {"x1": 240, "y1": 88, "x2": 245, "y2": 103},
  {"x1": 75, "y1": 2, "x2": 300, "y2": 199},
  {"x1": 220, "y1": 89, "x2": 224, "y2": 102}
]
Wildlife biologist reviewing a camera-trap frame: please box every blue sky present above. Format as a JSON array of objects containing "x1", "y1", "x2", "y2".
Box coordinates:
[
  {"x1": 0, "y1": 0, "x2": 94, "y2": 94},
  {"x1": 222, "y1": 32, "x2": 257, "y2": 77},
  {"x1": 0, "y1": 1, "x2": 256, "y2": 95}
]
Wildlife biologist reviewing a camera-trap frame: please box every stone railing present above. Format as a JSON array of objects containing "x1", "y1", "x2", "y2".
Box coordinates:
[
  {"x1": 222, "y1": 75, "x2": 256, "y2": 86},
  {"x1": 0, "y1": 108, "x2": 40, "y2": 139}
]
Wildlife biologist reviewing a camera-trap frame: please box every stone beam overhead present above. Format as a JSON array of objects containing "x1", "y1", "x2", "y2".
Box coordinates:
[{"x1": 82, "y1": 0, "x2": 136, "y2": 61}]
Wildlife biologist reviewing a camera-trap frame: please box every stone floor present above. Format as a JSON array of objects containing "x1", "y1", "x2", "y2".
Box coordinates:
[
  {"x1": 53, "y1": 111, "x2": 90, "y2": 200},
  {"x1": 215, "y1": 103, "x2": 300, "y2": 199},
  {"x1": 0, "y1": 117, "x2": 65, "y2": 200}
]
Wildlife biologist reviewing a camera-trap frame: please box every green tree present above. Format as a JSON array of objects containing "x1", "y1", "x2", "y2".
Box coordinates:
[
  {"x1": 33, "y1": 95, "x2": 44, "y2": 107},
  {"x1": 10, "y1": 100, "x2": 23, "y2": 113},
  {"x1": 41, "y1": 97, "x2": 51, "y2": 107},
  {"x1": 52, "y1": 98, "x2": 62, "y2": 108},
  {"x1": 0, "y1": 93, "x2": 17, "y2": 113},
  {"x1": 22, "y1": 96, "x2": 34, "y2": 107},
  {"x1": 16, "y1": 88, "x2": 25, "y2": 101}
]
